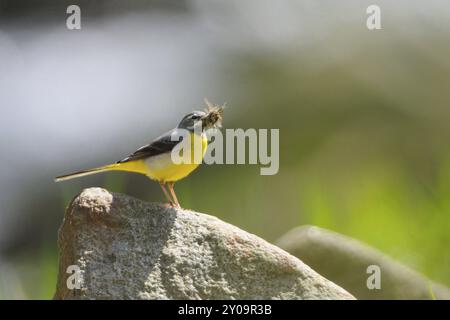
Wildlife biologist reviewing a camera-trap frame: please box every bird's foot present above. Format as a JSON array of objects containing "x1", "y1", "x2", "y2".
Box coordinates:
[
  {"x1": 171, "y1": 203, "x2": 181, "y2": 209},
  {"x1": 163, "y1": 201, "x2": 180, "y2": 209},
  {"x1": 162, "y1": 201, "x2": 174, "y2": 208}
]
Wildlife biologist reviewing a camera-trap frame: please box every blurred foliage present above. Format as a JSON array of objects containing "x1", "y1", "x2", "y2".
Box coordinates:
[
  {"x1": 206, "y1": 31, "x2": 450, "y2": 286},
  {"x1": 1, "y1": 246, "x2": 57, "y2": 299}
]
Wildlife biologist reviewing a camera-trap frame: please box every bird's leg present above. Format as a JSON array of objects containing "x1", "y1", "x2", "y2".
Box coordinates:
[
  {"x1": 159, "y1": 182, "x2": 174, "y2": 207},
  {"x1": 167, "y1": 182, "x2": 180, "y2": 208}
]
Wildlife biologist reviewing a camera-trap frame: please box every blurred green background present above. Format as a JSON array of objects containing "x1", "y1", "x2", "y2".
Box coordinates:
[{"x1": 0, "y1": 0, "x2": 449, "y2": 299}]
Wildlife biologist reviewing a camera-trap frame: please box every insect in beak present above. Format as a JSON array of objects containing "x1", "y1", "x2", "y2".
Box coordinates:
[{"x1": 201, "y1": 98, "x2": 225, "y2": 129}]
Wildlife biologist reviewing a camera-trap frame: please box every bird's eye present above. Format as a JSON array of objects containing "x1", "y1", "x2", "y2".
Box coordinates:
[{"x1": 191, "y1": 115, "x2": 200, "y2": 120}]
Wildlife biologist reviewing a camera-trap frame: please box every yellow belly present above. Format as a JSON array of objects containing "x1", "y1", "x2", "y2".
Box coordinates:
[
  {"x1": 112, "y1": 132, "x2": 207, "y2": 182},
  {"x1": 144, "y1": 152, "x2": 202, "y2": 182}
]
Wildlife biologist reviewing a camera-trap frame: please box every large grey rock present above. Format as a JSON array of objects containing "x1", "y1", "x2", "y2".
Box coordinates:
[
  {"x1": 276, "y1": 225, "x2": 450, "y2": 300},
  {"x1": 54, "y1": 188, "x2": 354, "y2": 300}
]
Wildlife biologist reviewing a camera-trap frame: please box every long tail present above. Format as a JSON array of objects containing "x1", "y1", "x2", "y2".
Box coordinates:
[{"x1": 54, "y1": 164, "x2": 117, "y2": 182}]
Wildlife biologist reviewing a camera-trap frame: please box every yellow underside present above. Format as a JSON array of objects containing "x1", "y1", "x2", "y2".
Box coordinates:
[{"x1": 110, "y1": 132, "x2": 208, "y2": 182}]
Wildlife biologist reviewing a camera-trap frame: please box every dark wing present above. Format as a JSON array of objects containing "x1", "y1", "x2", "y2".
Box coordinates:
[{"x1": 117, "y1": 128, "x2": 184, "y2": 163}]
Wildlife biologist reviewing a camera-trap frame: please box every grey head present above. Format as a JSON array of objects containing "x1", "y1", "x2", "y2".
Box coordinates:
[{"x1": 177, "y1": 111, "x2": 206, "y2": 132}]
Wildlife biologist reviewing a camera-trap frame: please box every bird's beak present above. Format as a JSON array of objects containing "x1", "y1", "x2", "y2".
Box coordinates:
[{"x1": 201, "y1": 114, "x2": 209, "y2": 128}]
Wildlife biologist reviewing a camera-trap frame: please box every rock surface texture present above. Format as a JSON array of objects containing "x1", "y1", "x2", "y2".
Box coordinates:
[
  {"x1": 276, "y1": 225, "x2": 450, "y2": 300},
  {"x1": 54, "y1": 188, "x2": 354, "y2": 300}
]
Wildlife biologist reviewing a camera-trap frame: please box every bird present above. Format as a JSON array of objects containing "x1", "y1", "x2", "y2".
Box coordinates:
[{"x1": 55, "y1": 100, "x2": 224, "y2": 208}]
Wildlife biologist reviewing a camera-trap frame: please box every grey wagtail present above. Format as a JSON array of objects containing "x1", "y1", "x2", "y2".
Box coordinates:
[{"x1": 55, "y1": 100, "x2": 224, "y2": 208}]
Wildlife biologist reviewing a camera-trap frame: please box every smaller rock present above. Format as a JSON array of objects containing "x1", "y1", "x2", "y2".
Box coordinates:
[{"x1": 276, "y1": 225, "x2": 450, "y2": 300}]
